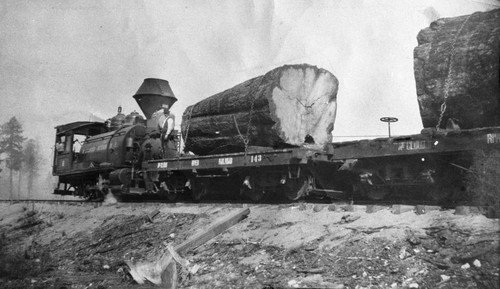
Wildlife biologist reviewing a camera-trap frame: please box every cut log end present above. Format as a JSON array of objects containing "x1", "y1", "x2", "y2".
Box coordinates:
[{"x1": 271, "y1": 66, "x2": 338, "y2": 145}]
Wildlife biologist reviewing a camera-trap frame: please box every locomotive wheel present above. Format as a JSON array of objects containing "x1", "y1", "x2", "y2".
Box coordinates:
[
  {"x1": 283, "y1": 178, "x2": 308, "y2": 201},
  {"x1": 82, "y1": 186, "x2": 105, "y2": 202}
]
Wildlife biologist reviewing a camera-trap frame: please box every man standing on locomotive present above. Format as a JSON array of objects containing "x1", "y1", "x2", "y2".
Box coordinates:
[{"x1": 152, "y1": 103, "x2": 176, "y2": 158}]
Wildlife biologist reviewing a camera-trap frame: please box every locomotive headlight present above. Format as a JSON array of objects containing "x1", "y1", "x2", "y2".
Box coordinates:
[{"x1": 421, "y1": 157, "x2": 425, "y2": 162}]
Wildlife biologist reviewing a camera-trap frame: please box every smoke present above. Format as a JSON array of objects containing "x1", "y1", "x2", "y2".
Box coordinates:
[{"x1": 103, "y1": 191, "x2": 118, "y2": 205}]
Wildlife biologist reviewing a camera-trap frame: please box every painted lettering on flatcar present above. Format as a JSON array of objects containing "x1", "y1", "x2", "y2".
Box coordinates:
[
  {"x1": 218, "y1": 157, "x2": 233, "y2": 165},
  {"x1": 157, "y1": 162, "x2": 168, "y2": 169},
  {"x1": 397, "y1": 140, "x2": 428, "y2": 151},
  {"x1": 250, "y1": 155, "x2": 262, "y2": 163},
  {"x1": 487, "y1": 133, "x2": 500, "y2": 144}
]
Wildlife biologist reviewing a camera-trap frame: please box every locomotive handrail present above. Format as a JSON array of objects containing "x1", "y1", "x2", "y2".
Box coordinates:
[{"x1": 105, "y1": 126, "x2": 127, "y2": 163}]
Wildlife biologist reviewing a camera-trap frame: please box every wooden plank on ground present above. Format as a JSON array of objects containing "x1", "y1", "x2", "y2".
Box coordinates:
[{"x1": 175, "y1": 207, "x2": 250, "y2": 254}]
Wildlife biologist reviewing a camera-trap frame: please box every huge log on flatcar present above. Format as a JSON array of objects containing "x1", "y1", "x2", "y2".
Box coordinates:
[
  {"x1": 181, "y1": 64, "x2": 339, "y2": 155},
  {"x1": 414, "y1": 9, "x2": 500, "y2": 129}
]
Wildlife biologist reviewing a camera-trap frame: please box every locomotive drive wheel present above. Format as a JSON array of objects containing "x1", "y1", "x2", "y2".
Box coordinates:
[
  {"x1": 84, "y1": 189, "x2": 105, "y2": 202},
  {"x1": 283, "y1": 178, "x2": 308, "y2": 201}
]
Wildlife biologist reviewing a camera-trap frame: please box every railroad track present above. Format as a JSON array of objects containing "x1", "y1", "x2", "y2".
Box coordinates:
[
  {"x1": 1, "y1": 197, "x2": 491, "y2": 220},
  {"x1": 0, "y1": 199, "x2": 101, "y2": 206},
  {"x1": 0, "y1": 196, "x2": 474, "y2": 210}
]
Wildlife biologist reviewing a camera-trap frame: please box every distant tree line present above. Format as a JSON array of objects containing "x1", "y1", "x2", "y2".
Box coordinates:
[{"x1": 0, "y1": 117, "x2": 42, "y2": 200}]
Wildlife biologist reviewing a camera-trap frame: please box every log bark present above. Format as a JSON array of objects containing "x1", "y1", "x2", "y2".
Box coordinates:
[
  {"x1": 414, "y1": 9, "x2": 500, "y2": 129},
  {"x1": 181, "y1": 64, "x2": 339, "y2": 155}
]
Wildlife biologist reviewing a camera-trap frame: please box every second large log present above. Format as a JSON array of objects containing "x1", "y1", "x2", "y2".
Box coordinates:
[
  {"x1": 414, "y1": 9, "x2": 500, "y2": 129},
  {"x1": 181, "y1": 64, "x2": 339, "y2": 155}
]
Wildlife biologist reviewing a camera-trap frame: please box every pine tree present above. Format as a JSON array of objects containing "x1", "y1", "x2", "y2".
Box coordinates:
[
  {"x1": 0, "y1": 117, "x2": 26, "y2": 200},
  {"x1": 23, "y1": 139, "x2": 42, "y2": 199}
]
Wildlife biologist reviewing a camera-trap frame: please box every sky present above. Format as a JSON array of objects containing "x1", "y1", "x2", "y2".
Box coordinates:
[{"x1": 1, "y1": 0, "x2": 499, "y2": 174}]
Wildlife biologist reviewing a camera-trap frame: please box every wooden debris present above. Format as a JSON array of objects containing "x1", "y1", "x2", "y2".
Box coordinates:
[
  {"x1": 454, "y1": 206, "x2": 470, "y2": 215},
  {"x1": 391, "y1": 205, "x2": 414, "y2": 214},
  {"x1": 296, "y1": 267, "x2": 326, "y2": 274},
  {"x1": 424, "y1": 205, "x2": 441, "y2": 212},
  {"x1": 345, "y1": 226, "x2": 393, "y2": 234},
  {"x1": 126, "y1": 208, "x2": 251, "y2": 286},
  {"x1": 175, "y1": 208, "x2": 250, "y2": 254},
  {"x1": 414, "y1": 205, "x2": 427, "y2": 215},
  {"x1": 339, "y1": 215, "x2": 360, "y2": 224},
  {"x1": 146, "y1": 209, "x2": 160, "y2": 223},
  {"x1": 313, "y1": 204, "x2": 325, "y2": 212},
  {"x1": 341, "y1": 204, "x2": 354, "y2": 212},
  {"x1": 366, "y1": 205, "x2": 388, "y2": 214},
  {"x1": 419, "y1": 256, "x2": 451, "y2": 270}
]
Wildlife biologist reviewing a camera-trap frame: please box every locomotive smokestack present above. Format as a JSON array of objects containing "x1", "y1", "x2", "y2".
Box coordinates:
[{"x1": 133, "y1": 78, "x2": 178, "y2": 119}]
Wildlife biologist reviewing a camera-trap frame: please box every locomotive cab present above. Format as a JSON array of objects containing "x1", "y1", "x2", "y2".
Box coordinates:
[
  {"x1": 53, "y1": 121, "x2": 108, "y2": 176},
  {"x1": 53, "y1": 119, "x2": 150, "y2": 199}
]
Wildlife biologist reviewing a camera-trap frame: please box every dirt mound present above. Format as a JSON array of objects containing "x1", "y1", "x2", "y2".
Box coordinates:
[{"x1": 0, "y1": 202, "x2": 498, "y2": 288}]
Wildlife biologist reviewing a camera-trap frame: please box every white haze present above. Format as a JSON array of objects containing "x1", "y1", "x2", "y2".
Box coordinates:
[{"x1": 0, "y1": 0, "x2": 498, "y2": 197}]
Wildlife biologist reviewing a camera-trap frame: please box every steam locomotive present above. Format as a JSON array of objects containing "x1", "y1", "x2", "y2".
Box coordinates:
[{"x1": 53, "y1": 78, "x2": 500, "y2": 202}]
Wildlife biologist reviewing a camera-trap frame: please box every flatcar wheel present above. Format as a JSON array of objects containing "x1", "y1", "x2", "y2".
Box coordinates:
[
  {"x1": 191, "y1": 179, "x2": 209, "y2": 202},
  {"x1": 283, "y1": 178, "x2": 308, "y2": 201},
  {"x1": 240, "y1": 187, "x2": 266, "y2": 202},
  {"x1": 240, "y1": 175, "x2": 267, "y2": 202},
  {"x1": 167, "y1": 192, "x2": 179, "y2": 202},
  {"x1": 158, "y1": 182, "x2": 179, "y2": 202},
  {"x1": 159, "y1": 190, "x2": 178, "y2": 202},
  {"x1": 426, "y1": 187, "x2": 450, "y2": 203},
  {"x1": 366, "y1": 187, "x2": 390, "y2": 201}
]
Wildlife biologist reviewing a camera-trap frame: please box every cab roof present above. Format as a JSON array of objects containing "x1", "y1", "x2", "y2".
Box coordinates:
[{"x1": 55, "y1": 121, "x2": 107, "y2": 136}]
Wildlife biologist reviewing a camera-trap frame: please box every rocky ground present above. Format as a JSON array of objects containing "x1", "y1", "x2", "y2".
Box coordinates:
[{"x1": 0, "y1": 199, "x2": 498, "y2": 289}]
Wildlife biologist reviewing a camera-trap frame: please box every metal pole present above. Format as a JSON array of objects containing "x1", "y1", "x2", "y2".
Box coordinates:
[{"x1": 380, "y1": 117, "x2": 398, "y2": 138}]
